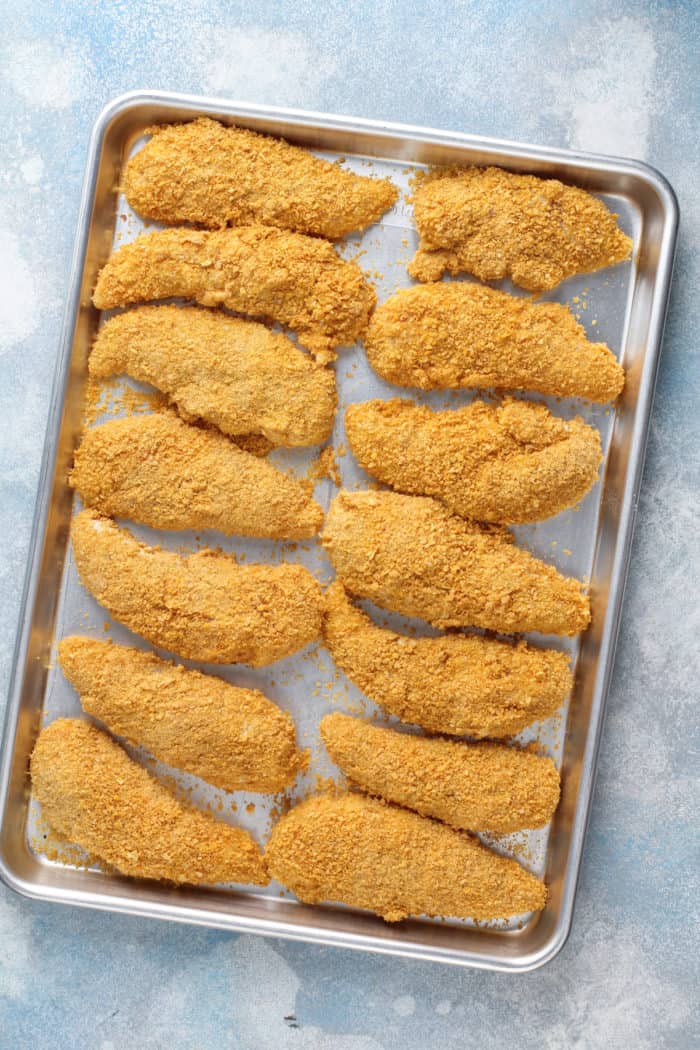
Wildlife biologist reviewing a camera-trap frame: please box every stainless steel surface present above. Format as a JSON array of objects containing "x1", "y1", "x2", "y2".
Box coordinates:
[{"x1": 0, "y1": 90, "x2": 678, "y2": 971}]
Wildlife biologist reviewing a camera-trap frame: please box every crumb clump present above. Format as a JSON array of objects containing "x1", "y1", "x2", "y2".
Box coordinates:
[{"x1": 310, "y1": 445, "x2": 342, "y2": 486}]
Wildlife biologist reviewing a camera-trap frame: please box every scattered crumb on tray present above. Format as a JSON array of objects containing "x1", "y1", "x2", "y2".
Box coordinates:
[{"x1": 309, "y1": 445, "x2": 341, "y2": 486}]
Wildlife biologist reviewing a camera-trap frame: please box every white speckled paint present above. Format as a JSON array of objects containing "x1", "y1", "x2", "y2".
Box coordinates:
[
  {"x1": 391, "y1": 996, "x2": 416, "y2": 1018},
  {"x1": 0, "y1": 892, "x2": 32, "y2": 1001},
  {"x1": 0, "y1": 231, "x2": 39, "y2": 353},
  {"x1": 110, "y1": 934, "x2": 387, "y2": 1049},
  {"x1": 546, "y1": 16, "x2": 658, "y2": 157},
  {"x1": 0, "y1": 2, "x2": 697, "y2": 1048},
  {"x1": 194, "y1": 27, "x2": 338, "y2": 103},
  {"x1": 2, "y1": 38, "x2": 91, "y2": 109}
]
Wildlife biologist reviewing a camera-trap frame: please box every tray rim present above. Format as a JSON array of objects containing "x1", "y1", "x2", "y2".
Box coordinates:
[{"x1": 0, "y1": 89, "x2": 679, "y2": 972}]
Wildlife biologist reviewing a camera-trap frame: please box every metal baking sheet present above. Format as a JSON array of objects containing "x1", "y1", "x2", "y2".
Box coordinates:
[{"x1": 0, "y1": 91, "x2": 678, "y2": 971}]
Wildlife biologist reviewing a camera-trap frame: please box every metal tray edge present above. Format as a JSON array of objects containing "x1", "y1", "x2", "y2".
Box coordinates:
[
  {"x1": 0, "y1": 101, "x2": 111, "y2": 852},
  {"x1": 96, "y1": 90, "x2": 685, "y2": 197}
]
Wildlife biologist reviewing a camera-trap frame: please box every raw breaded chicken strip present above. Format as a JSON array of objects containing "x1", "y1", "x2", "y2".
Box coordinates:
[
  {"x1": 124, "y1": 118, "x2": 398, "y2": 239},
  {"x1": 409, "y1": 166, "x2": 632, "y2": 290},
  {"x1": 70, "y1": 412, "x2": 323, "y2": 539},
  {"x1": 71, "y1": 509, "x2": 323, "y2": 665},
  {"x1": 265, "y1": 793, "x2": 546, "y2": 922},
  {"x1": 89, "y1": 306, "x2": 336, "y2": 447},
  {"x1": 365, "y1": 283, "x2": 624, "y2": 402},
  {"x1": 31, "y1": 719, "x2": 267, "y2": 885},
  {"x1": 345, "y1": 397, "x2": 602, "y2": 524},
  {"x1": 58, "y1": 637, "x2": 307, "y2": 792},
  {"x1": 320, "y1": 713, "x2": 560, "y2": 834},
  {"x1": 323, "y1": 491, "x2": 590, "y2": 636},
  {"x1": 92, "y1": 227, "x2": 376, "y2": 361},
  {"x1": 323, "y1": 582, "x2": 571, "y2": 738}
]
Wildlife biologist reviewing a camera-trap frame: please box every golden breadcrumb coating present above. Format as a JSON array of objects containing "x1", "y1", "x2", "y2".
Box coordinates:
[
  {"x1": 228, "y1": 434, "x2": 273, "y2": 457},
  {"x1": 31, "y1": 719, "x2": 267, "y2": 885},
  {"x1": 409, "y1": 166, "x2": 632, "y2": 290},
  {"x1": 92, "y1": 227, "x2": 376, "y2": 361},
  {"x1": 323, "y1": 582, "x2": 572, "y2": 737},
  {"x1": 70, "y1": 509, "x2": 323, "y2": 665},
  {"x1": 365, "y1": 282, "x2": 624, "y2": 402},
  {"x1": 89, "y1": 306, "x2": 337, "y2": 447},
  {"x1": 265, "y1": 792, "x2": 546, "y2": 922},
  {"x1": 345, "y1": 397, "x2": 602, "y2": 524},
  {"x1": 214, "y1": 433, "x2": 272, "y2": 457},
  {"x1": 70, "y1": 412, "x2": 323, "y2": 540},
  {"x1": 58, "y1": 637, "x2": 307, "y2": 792},
  {"x1": 320, "y1": 713, "x2": 561, "y2": 834},
  {"x1": 124, "y1": 118, "x2": 398, "y2": 239},
  {"x1": 322, "y1": 490, "x2": 590, "y2": 636}
]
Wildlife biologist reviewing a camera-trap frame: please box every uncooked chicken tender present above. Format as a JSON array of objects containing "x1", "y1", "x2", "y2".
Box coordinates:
[
  {"x1": 58, "y1": 637, "x2": 307, "y2": 792},
  {"x1": 92, "y1": 226, "x2": 376, "y2": 361},
  {"x1": 409, "y1": 166, "x2": 632, "y2": 290},
  {"x1": 323, "y1": 582, "x2": 572, "y2": 738},
  {"x1": 365, "y1": 282, "x2": 624, "y2": 402},
  {"x1": 31, "y1": 719, "x2": 268, "y2": 885},
  {"x1": 70, "y1": 412, "x2": 323, "y2": 539},
  {"x1": 345, "y1": 397, "x2": 602, "y2": 524},
  {"x1": 322, "y1": 490, "x2": 590, "y2": 636},
  {"x1": 124, "y1": 118, "x2": 398, "y2": 238},
  {"x1": 89, "y1": 306, "x2": 336, "y2": 448},
  {"x1": 265, "y1": 793, "x2": 547, "y2": 922},
  {"x1": 321, "y1": 713, "x2": 561, "y2": 834},
  {"x1": 70, "y1": 510, "x2": 323, "y2": 665}
]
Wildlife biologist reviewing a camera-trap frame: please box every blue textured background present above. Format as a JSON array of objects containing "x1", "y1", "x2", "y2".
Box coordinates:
[{"x1": 1, "y1": 2, "x2": 697, "y2": 1047}]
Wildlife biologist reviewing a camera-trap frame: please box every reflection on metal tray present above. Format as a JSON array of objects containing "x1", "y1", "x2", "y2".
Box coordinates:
[{"x1": 0, "y1": 91, "x2": 678, "y2": 971}]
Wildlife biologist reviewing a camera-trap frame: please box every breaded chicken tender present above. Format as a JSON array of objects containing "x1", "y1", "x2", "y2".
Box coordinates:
[
  {"x1": 71, "y1": 510, "x2": 323, "y2": 665},
  {"x1": 365, "y1": 283, "x2": 624, "y2": 402},
  {"x1": 322, "y1": 491, "x2": 590, "y2": 636},
  {"x1": 320, "y1": 713, "x2": 560, "y2": 834},
  {"x1": 323, "y1": 583, "x2": 571, "y2": 737},
  {"x1": 345, "y1": 397, "x2": 602, "y2": 524},
  {"x1": 92, "y1": 227, "x2": 376, "y2": 361},
  {"x1": 89, "y1": 306, "x2": 336, "y2": 447},
  {"x1": 70, "y1": 412, "x2": 323, "y2": 539},
  {"x1": 31, "y1": 719, "x2": 267, "y2": 885},
  {"x1": 58, "y1": 637, "x2": 306, "y2": 792},
  {"x1": 409, "y1": 166, "x2": 632, "y2": 290},
  {"x1": 265, "y1": 793, "x2": 546, "y2": 922},
  {"x1": 124, "y1": 118, "x2": 398, "y2": 239}
]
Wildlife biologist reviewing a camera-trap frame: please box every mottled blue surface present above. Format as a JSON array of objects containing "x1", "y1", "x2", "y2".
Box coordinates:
[{"x1": 1, "y1": 2, "x2": 698, "y2": 1047}]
